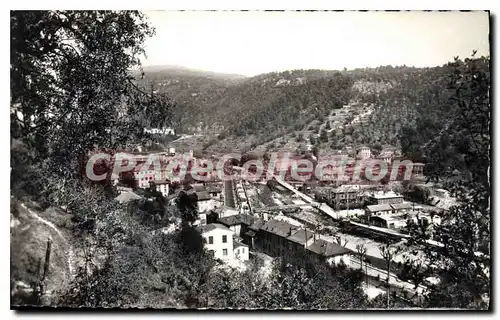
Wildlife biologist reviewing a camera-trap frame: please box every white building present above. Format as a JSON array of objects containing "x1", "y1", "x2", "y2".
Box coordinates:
[
  {"x1": 358, "y1": 146, "x2": 371, "y2": 160},
  {"x1": 306, "y1": 238, "x2": 352, "y2": 267},
  {"x1": 370, "y1": 215, "x2": 408, "y2": 229},
  {"x1": 196, "y1": 191, "x2": 219, "y2": 213},
  {"x1": 368, "y1": 191, "x2": 404, "y2": 205},
  {"x1": 233, "y1": 240, "x2": 249, "y2": 261},
  {"x1": 200, "y1": 224, "x2": 234, "y2": 261},
  {"x1": 144, "y1": 127, "x2": 175, "y2": 136},
  {"x1": 154, "y1": 180, "x2": 170, "y2": 197}
]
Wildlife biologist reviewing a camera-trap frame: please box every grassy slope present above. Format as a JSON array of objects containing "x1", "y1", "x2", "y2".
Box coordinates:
[{"x1": 10, "y1": 199, "x2": 74, "y2": 306}]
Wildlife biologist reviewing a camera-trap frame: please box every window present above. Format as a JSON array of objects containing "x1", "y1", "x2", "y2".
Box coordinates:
[
  {"x1": 222, "y1": 235, "x2": 227, "y2": 243},
  {"x1": 223, "y1": 249, "x2": 228, "y2": 256},
  {"x1": 208, "y1": 236, "x2": 213, "y2": 244},
  {"x1": 236, "y1": 249, "x2": 240, "y2": 254},
  {"x1": 241, "y1": 248, "x2": 244, "y2": 253}
]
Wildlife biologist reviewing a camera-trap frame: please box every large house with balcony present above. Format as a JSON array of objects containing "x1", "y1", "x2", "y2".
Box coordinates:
[{"x1": 329, "y1": 184, "x2": 365, "y2": 209}]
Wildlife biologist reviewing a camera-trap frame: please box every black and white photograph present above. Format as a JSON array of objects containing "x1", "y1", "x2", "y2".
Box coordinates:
[{"x1": 10, "y1": 9, "x2": 491, "y2": 310}]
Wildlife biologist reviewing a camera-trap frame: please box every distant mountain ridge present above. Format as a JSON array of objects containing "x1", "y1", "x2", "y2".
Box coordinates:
[
  {"x1": 139, "y1": 65, "x2": 247, "y2": 81},
  {"x1": 136, "y1": 59, "x2": 489, "y2": 160}
]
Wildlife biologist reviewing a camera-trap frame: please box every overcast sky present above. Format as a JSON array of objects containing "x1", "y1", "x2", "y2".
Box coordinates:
[{"x1": 142, "y1": 11, "x2": 490, "y2": 76}]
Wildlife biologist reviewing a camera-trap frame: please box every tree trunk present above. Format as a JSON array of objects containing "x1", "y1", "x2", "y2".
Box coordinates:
[{"x1": 386, "y1": 260, "x2": 391, "y2": 308}]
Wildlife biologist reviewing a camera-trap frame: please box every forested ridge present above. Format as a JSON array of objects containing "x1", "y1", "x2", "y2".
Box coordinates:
[{"x1": 141, "y1": 59, "x2": 489, "y2": 159}]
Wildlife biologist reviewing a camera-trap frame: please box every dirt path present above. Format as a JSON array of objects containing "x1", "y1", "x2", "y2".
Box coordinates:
[{"x1": 20, "y1": 203, "x2": 75, "y2": 278}]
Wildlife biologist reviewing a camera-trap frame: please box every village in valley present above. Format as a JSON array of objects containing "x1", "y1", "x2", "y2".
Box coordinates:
[
  {"x1": 10, "y1": 10, "x2": 490, "y2": 310},
  {"x1": 111, "y1": 132, "x2": 461, "y2": 304}
]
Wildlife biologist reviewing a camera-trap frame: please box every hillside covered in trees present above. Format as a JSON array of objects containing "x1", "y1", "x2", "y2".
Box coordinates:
[
  {"x1": 11, "y1": 10, "x2": 490, "y2": 310},
  {"x1": 140, "y1": 58, "x2": 489, "y2": 159},
  {"x1": 9, "y1": 11, "x2": 382, "y2": 309}
]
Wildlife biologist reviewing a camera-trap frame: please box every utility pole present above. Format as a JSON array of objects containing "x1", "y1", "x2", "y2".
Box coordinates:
[
  {"x1": 42, "y1": 238, "x2": 52, "y2": 282},
  {"x1": 33, "y1": 238, "x2": 52, "y2": 301}
]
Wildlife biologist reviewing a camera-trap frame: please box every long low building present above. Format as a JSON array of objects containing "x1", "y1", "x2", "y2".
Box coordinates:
[
  {"x1": 366, "y1": 202, "x2": 414, "y2": 217},
  {"x1": 366, "y1": 204, "x2": 393, "y2": 216},
  {"x1": 307, "y1": 238, "x2": 351, "y2": 266},
  {"x1": 256, "y1": 218, "x2": 352, "y2": 266}
]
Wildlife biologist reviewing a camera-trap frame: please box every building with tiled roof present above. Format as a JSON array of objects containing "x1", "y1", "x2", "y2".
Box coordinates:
[
  {"x1": 366, "y1": 203, "x2": 393, "y2": 216},
  {"x1": 233, "y1": 239, "x2": 249, "y2": 261},
  {"x1": 390, "y1": 202, "x2": 413, "y2": 212},
  {"x1": 258, "y1": 219, "x2": 300, "y2": 256},
  {"x1": 306, "y1": 238, "x2": 352, "y2": 266},
  {"x1": 260, "y1": 219, "x2": 298, "y2": 238},
  {"x1": 196, "y1": 190, "x2": 211, "y2": 201},
  {"x1": 368, "y1": 191, "x2": 403, "y2": 205},
  {"x1": 218, "y1": 214, "x2": 255, "y2": 228},
  {"x1": 286, "y1": 229, "x2": 314, "y2": 245},
  {"x1": 286, "y1": 228, "x2": 316, "y2": 254},
  {"x1": 218, "y1": 213, "x2": 255, "y2": 246},
  {"x1": 200, "y1": 223, "x2": 231, "y2": 233}
]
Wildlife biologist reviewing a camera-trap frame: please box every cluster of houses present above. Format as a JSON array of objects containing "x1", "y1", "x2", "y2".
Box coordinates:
[
  {"x1": 144, "y1": 127, "x2": 176, "y2": 136},
  {"x1": 312, "y1": 184, "x2": 443, "y2": 230},
  {"x1": 111, "y1": 148, "x2": 439, "y2": 270},
  {"x1": 198, "y1": 213, "x2": 351, "y2": 266},
  {"x1": 365, "y1": 190, "x2": 441, "y2": 230}
]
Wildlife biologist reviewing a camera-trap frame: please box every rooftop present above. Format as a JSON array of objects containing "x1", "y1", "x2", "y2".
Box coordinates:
[
  {"x1": 205, "y1": 184, "x2": 222, "y2": 193},
  {"x1": 260, "y1": 219, "x2": 299, "y2": 238},
  {"x1": 196, "y1": 191, "x2": 211, "y2": 201},
  {"x1": 390, "y1": 202, "x2": 413, "y2": 210},
  {"x1": 244, "y1": 230, "x2": 257, "y2": 237},
  {"x1": 248, "y1": 218, "x2": 265, "y2": 231},
  {"x1": 370, "y1": 191, "x2": 403, "y2": 199},
  {"x1": 366, "y1": 204, "x2": 393, "y2": 213},
  {"x1": 286, "y1": 229, "x2": 314, "y2": 245},
  {"x1": 233, "y1": 240, "x2": 248, "y2": 249},
  {"x1": 218, "y1": 213, "x2": 255, "y2": 227},
  {"x1": 307, "y1": 239, "x2": 351, "y2": 257},
  {"x1": 370, "y1": 215, "x2": 405, "y2": 223},
  {"x1": 154, "y1": 179, "x2": 170, "y2": 185},
  {"x1": 200, "y1": 223, "x2": 232, "y2": 234},
  {"x1": 335, "y1": 184, "x2": 361, "y2": 193},
  {"x1": 192, "y1": 183, "x2": 206, "y2": 192},
  {"x1": 221, "y1": 207, "x2": 239, "y2": 218}
]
